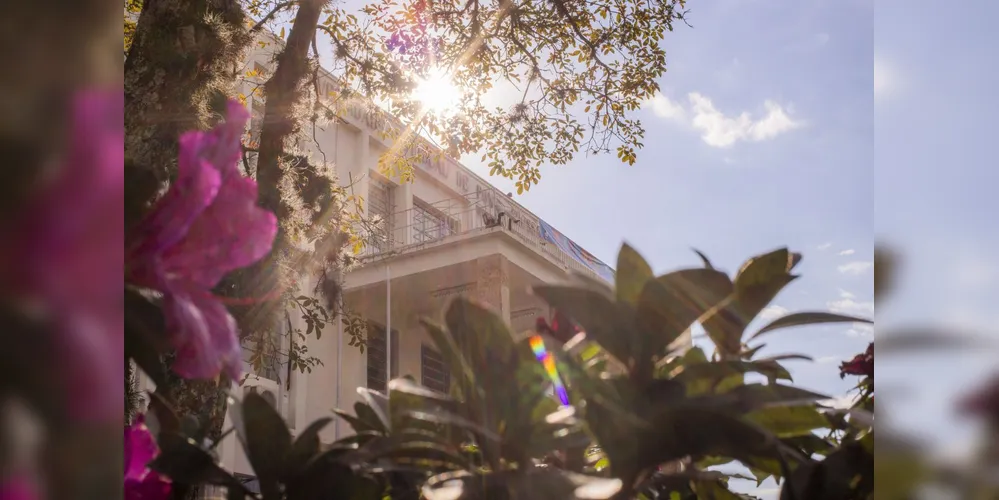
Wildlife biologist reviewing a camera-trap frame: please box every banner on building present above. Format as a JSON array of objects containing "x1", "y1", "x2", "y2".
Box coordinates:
[{"x1": 537, "y1": 220, "x2": 615, "y2": 283}]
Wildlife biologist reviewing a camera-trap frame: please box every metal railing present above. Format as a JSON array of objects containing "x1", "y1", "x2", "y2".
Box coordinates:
[{"x1": 355, "y1": 190, "x2": 605, "y2": 281}]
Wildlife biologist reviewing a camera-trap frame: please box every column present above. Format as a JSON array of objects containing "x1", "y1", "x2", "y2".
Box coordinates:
[
  {"x1": 392, "y1": 180, "x2": 413, "y2": 246},
  {"x1": 474, "y1": 255, "x2": 511, "y2": 325}
]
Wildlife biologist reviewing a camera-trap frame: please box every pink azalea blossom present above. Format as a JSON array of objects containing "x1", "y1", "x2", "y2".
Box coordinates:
[
  {"x1": 126, "y1": 100, "x2": 277, "y2": 380},
  {"x1": 124, "y1": 414, "x2": 171, "y2": 500},
  {"x1": 0, "y1": 474, "x2": 39, "y2": 500},
  {"x1": 0, "y1": 90, "x2": 124, "y2": 422}
]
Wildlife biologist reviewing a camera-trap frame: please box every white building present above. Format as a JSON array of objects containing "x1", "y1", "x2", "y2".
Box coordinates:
[{"x1": 141, "y1": 32, "x2": 637, "y2": 490}]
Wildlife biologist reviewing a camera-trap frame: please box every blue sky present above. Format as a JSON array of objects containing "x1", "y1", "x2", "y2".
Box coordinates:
[
  {"x1": 466, "y1": 0, "x2": 995, "y2": 496},
  {"x1": 305, "y1": 0, "x2": 998, "y2": 496}
]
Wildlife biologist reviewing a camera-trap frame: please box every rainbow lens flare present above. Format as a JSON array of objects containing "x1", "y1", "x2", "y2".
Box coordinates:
[{"x1": 529, "y1": 335, "x2": 569, "y2": 406}]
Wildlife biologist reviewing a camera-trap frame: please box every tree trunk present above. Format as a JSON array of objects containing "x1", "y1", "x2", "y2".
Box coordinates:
[
  {"x1": 256, "y1": 0, "x2": 329, "y2": 216},
  {"x1": 124, "y1": 0, "x2": 252, "y2": 225},
  {"x1": 123, "y1": 2, "x2": 251, "y2": 499},
  {"x1": 231, "y1": 0, "x2": 330, "y2": 338}
]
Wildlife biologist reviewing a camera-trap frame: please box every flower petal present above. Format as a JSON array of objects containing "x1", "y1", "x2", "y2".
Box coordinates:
[
  {"x1": 127, "y1": 142, "x2": 222, "y2": 265},
  {"x1": 164, "y1": 291, "x2": 243, "y2": 380},
  {"x1": 160, "y1": 174, "x2": 277, "y2": 289},
  {"x1": 127, "y1": 100, "x2": 248, "y2": 260},
  {"x1": 124, "y1": 414, "x2": 159, "y2": 482}
]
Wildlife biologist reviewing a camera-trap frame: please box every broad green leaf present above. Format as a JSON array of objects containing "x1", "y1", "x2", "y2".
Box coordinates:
[
  {"x1": 734, "y1": 248, "x2": 794, "y2": 293},
  {"x1": 532, "y1": 285, "x2": 632, "y2": 365},
  {"x1": 635, "y1": 269, "x2": 734, "y2": 375},
  {"x1": 745, "y1": 405, "x2": 828, "y2": 438},
  {"x1": 283, "y1": 417, "x2": 332, "y2": 481},
  {"x1": 642, "y1": 407, "x2": 779, "y2": 468},
  {"x1": 420, "y1": 319, "x2": 477, "y2": 395},
  {"x1": 353, "y1": 401, "x2": 388, "y2": 433},
  {"x1": 332, "y1": 408, "x2": 381, "y2": 435},
  {"x1": 749, "y1": 312, "x2": 873, "y2": 341},
  {"x1": 240, "y1": 392, "x2": 292, "y2": 500},
  {"x1": 674, "y1": 359, "x2": 792, "y2": 394},
  {"x1": 356, "y1": 387, "x2": 391, "y2": 431},
  {"x1": 719, "y1": 384, "x2": 830, "y2": 412},
  {"x1": 616, "y1": 242, "x2": 654, "y2": 305},
  {"x1": 703, "y1": 248, "x2": 801, "y2": 356},
  {"x1": 149, "y1": 433, "x2": 246, "y2": 490}
]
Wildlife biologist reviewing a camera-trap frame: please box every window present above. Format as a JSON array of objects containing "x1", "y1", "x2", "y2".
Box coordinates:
[
  {"x1": 421, "y1": 344, "x2": 450, "y2": 394},
  {"x1": 366, "y1": 322, "x2": 399, "y2": 392},
  {"x1": 412, "y1": 200, "x2": 458, "y2": 244}
]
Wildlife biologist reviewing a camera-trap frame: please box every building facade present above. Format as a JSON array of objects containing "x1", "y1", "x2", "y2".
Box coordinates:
[{"x1": 138, "y1": 33, "x2": 653, "y2": 491}]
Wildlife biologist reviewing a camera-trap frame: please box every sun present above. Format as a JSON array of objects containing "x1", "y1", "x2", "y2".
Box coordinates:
[{"x1": 413, "y1": 67, "x2": 460, "y2": 115}]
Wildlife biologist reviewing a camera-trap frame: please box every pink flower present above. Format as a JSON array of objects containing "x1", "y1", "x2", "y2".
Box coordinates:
[
  {"x1": 535, "y1": 310, "x2": 581, "y2": 344},
  {"x1": 0, "y1": 473, "x2": 40, "y2": 500},
  {"x1": 0, "y1": 90, "x2": 124, "y2": 422},
  {"x1": 126, "y1": 100, "x2": 277, "y2": 380},
  {"x1": 125, "y1": 414, "x2": 171, "y2": 500},
  {"x1": 839, "y1": 343, "x2": 874, "y2": 380}
]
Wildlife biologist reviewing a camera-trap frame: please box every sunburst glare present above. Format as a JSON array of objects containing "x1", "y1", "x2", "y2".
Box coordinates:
[{"x1": 413, "y1": 67, "x2": 460, "y2": 115}]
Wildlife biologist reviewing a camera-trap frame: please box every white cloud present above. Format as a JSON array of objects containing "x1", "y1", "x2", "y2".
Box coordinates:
[
  {"x1": 817, "y1": 242, "x2": 832, "y2": 250},
  {"x1": 689, "y1": 93, "x2": 803, "y2": 148},
  {"x1": 828, "y1": 297, "x2": 874, "y2": 316},
  {"x1": 816, "y1": 355, "x2": 840, "y2": 364},
  {"x1": 847, "y1": 323, "x2": 874, "y2": 338},
  {"x1": 646, "y1": 94, "x2": 686, "y2": 121},
  {"x1": 645, "y1": 92, "x2": 803, "y2": 148},
  {"x1": 828, "y1": 290, "x2": 874, "y2": 337},
  {"x1": 760, "y1": 305, "x2": 789, "y2": 320},
  {"x1": 839, "y1": 248, "x2": 856, "y2": 256},
  {"x1": 838, "y1": 261, "x2": 873, "y2": 275}
]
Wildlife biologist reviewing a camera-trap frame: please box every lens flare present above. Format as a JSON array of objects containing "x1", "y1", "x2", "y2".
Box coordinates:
[{"x1": 529, "y1": 334, "x2": 570, "y2": 406}]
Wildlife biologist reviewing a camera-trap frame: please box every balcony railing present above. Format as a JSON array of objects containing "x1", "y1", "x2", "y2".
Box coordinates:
[{"x1": 356, "y1": 192, "x2": 608, "y2": 281}]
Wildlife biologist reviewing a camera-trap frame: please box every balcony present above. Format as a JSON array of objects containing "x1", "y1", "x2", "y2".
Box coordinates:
[{"x1": 354, "y1": 187, "x2": 615, "y2": 284}]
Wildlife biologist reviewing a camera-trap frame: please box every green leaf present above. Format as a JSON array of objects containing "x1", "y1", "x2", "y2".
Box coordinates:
[
  {"x1": 356, "y1": 387, "x2": 391, "y2": 431},
  {"x1": 333, "y1": 408, "x2": 381, "y2": 435},
  {"x1": 692, "y1": 248, "x2": 715, "y2": 269},
  {"x1": 149, "y1": 433, "x2": 247, "y2": 492},
  {"x1": 642, "y1": 407, "x2": 781, "y2": 469},
  {"x1": 745, "y1": 405, "x2": 829, "y2": 438},
  {"x1": 749, "y1": 312, "x2": 873, "y2": 341},
  {"x1": 420, "y1": 319, "x2": 477, "y2": 394},
  {"x1": 718, "y1": 384, "x2": 830, "y2": 412},
  {"x1": 283, "y1": 417, "x2": 333, "y2": 481},
  {"x1": 673, "y1": 359, "x2": 792, "y2": 394},
  {"x1": 634, "y1": 269, "x2": 734, "y2": 376},
  {"x1": 616, "y1": 242, "x2": 654, "y2": 305},
  {"x1": 240, "y1": 392, "x2": 292, "y2": 500},
  {"x1": 532, "y1": 285, "x2": 632, "y2": 364},
  {"x1": 124, "y1": 288, "x2": 168, "y2": 387},
  {"x1": 703, "y1": 249, "x2": 801, "y2": 356}
]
